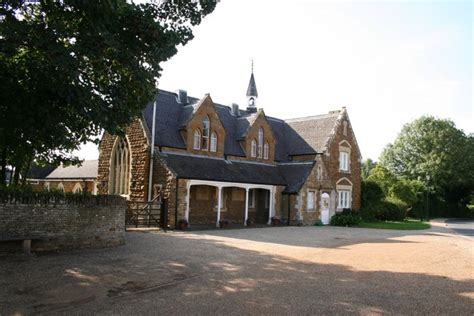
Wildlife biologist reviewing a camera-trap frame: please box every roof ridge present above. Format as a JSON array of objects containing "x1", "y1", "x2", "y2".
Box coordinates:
[{"x1": 285, "y1": 111, "x2": 341, "y2": 123}]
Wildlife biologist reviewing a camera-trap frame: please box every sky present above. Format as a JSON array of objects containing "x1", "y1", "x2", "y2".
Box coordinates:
[{"x1": 77, "y1": 0, "x2": 473, "y2": 161}]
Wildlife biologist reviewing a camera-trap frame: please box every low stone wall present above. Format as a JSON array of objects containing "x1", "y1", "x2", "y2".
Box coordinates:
[{"x1": 0, "y1": 197, "x2": 126, "y2": 252}]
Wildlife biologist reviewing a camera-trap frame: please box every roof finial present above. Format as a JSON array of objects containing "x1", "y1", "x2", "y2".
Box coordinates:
[{"x1": 251, "y1": 58, "x2": 254, "y2": 74}]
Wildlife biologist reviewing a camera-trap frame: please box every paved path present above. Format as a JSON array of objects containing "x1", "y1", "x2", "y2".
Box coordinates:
[
  {"x1": 445, "y1": 219, "x2": 474, "y2": 237},
  {"x1": 1, "y1": 223, "x2": 473, "y2": 315}
]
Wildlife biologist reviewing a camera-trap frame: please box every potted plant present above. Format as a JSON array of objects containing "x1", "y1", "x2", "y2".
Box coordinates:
[
  {"x1": 178, "y1": 219, "x2": 188, "y2": 230},
  {"x1": 219, "y1": 219, "x2": 229, "y2": 228},
  {"x1": 271, "y1": 216, "x2": 281, "y2": 226}
]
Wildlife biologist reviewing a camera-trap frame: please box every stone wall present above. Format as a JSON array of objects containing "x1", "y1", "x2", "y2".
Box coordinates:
[
  {"x1": 0, "y1": 197, "x2": 126, "y2": 252},
  {"x1": 97, "y1": 119, "x2": 150, "y2": 201},
  {"x1": 323, "y1": 115, "x2": 362, "y2": 210}
]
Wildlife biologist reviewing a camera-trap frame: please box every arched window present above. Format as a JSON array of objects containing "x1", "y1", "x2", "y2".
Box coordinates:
[
  {"x1": 210, "y1": 132, "x2": 217, "y2": 152},
  {"x1": 257, "y1": 128, "x2": 264, "y2": 158},
  {"x1": 57, "y1": 182, "x2": 64, "y2": 192},
  {"x1": 251, "y1": 139, "x2": 257, "y2": 157},
  {"x1": 109, "y1": 137, "x2": 131, "y2": 195},
  {"x1": 44, "y1": 182, "x2": 50, "y2": 191},
  {"x1": 193, "y1": 129, "x2": 201, "y2": 150},
  {"x1": 263, "y1": 142, "x2": 269, "y2": 159},
  {"x1": 73, "y1": 182, "x2": 83, "y2": 194},
  {"x1": 202, "y1": 115, "x2": 210, "y2": 150}
]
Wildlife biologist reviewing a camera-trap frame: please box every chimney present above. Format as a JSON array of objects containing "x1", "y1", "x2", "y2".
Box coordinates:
[
  {"x1": 231, "y1": 103, "x2": 240, "y2": 116},
  {"x1": 176, "y1": 89, "x2": 188, "y2": 104}
]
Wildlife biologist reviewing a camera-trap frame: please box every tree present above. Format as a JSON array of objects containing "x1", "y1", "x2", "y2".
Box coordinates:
[
  {"x1": 361, "y1": 158, "x2": 377, "y2": 179},
  {"x1": 379, "y1": 116, "x2": 474, "y2": 210},
  {"x1": 0, "y1": 0, "x2": 217, "y2": 185}
]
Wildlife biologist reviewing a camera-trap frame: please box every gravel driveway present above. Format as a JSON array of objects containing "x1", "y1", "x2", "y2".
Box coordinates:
[{"x1": 1, "y1": 221, "x2": 473, "y2": 315}]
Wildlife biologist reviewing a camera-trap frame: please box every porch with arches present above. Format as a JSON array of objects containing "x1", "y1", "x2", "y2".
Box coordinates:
[{"x1": 184, "y1": 179, "x2": 277, "y2": 228}]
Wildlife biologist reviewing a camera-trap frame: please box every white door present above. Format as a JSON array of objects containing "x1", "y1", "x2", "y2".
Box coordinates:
[{"x1": 320, "y1": 193, "x2": 330, "y2": 225}]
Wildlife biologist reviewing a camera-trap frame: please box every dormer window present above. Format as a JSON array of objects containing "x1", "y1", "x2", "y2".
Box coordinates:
[
  {"x1": 251, "y1": 139, "x2": 257, "y2": 157},
  {"x1": 263, "y1": 142, "x2": 269, "y2": 160},
  {"x1": 193, "y1": 130, "x2": 201, "y2": 150},
  {"x1": 202, "y1": 115, "x2": 210, "y2": 150},
  {"x1": 257, "y1": 128, "x2": 264, "y2": 158},
  {"x1": 210, "y1": 132, "x2": 217, "y2": 152}
]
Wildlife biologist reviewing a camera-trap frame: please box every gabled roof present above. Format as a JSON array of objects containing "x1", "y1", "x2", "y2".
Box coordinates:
[
  {"x1": 28, "y1": 164, "x2": 56, "y2": 179},
  {"x1": 160, "y1": 152, "x2": 314, "y2": 193},
  {"x1": 285, "y1": 112, "x2": 341, "y2": 155},
  {"x1": 45, "y1": 160, "x2": 98, "y2": 179},
  {"x1": 143, "y1": 90, "x2": 349, "y2": 162}
]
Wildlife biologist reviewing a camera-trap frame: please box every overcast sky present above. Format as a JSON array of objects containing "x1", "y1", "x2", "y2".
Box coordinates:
[{"x1": 77, "y1": 0, "x2": 473, "y2": 161}]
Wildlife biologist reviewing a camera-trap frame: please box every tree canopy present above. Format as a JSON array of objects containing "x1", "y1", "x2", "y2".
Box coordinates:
[
  {"x1": 0, "y1": 0, "x2": 217, "y2": 185},
  {"x1": 379, "y1": 116, "x2": 474, "y2": 206}
]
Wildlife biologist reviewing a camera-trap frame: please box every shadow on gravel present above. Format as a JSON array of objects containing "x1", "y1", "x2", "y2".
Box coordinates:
[{"x1": 1, "y1": 230, "x2": 472, "y2": 315}]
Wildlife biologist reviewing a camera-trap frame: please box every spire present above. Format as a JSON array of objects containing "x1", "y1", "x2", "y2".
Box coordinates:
[{"x1": 246, "y1": 59, "x2": 258, "y2": 113}]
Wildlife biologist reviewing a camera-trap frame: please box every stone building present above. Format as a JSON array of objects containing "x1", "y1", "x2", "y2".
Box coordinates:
[
  {"x1": 97, "y1": 71, "x2": 361, "y2": 227},
  {"x1": 28, "y1": 160, "x2": 98, "y2": 194}
]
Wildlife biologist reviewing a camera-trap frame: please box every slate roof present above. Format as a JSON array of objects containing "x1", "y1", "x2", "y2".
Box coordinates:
[
  {"x1": 285, "y1": 112, "x2": 341, "y2": 155},
  {"x1": 142, "y1": 90, "x2": 342, "y2": 162},
  {"x1": 45, "y1": 160, "x2": 98, "y2": 179},
  {"x1": 28, "y1": 164, "x2": 56, "y2": 179},
  {"x1": 160, "y1": 152, "x2": 314, "y2": 193}
]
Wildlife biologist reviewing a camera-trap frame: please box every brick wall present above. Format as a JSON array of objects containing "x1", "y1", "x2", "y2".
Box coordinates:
[
  {"x1": 32, "y1": 180, "x2": 96, "y2": 193},
  {"x1": 0, "y1": 198, "x2": 126, "y2": 252}
]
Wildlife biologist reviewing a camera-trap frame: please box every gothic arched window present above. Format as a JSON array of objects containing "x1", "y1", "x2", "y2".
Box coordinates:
[
  {"x1": 251, "y1": 139, "x2": 257, "y2": 157},
  {"x1": 193, "y1": 129, "x2": 201, "y2": 150},
  {"x1": 109, "y1": 137, "x2": 131, "y2": 195},
  {"x1": 73, "y1": 182, "x2": 83, "y2": 194},
  {"x1": 263, "y1": 142, "x2": 269, "y2": 160},
  {"x1": 210, "y1": 132, "x2": 217, "y2": 152},
  {"x1": 202, "y1": 115, "x2": 210, "y2": 150},
  {"x1": 257, "y1": 128, "x2": 264, "y2": 158},
  {"x1": 57, "y1": 182, "x2": 64, "y2": 192}
]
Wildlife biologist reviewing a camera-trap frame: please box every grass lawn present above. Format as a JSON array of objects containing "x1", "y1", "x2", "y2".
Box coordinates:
[{"x1": 358, "y1": 219, "x2": 431, "y2": 230}]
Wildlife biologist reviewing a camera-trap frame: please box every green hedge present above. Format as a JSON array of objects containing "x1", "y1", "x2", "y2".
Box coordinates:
[
  {"x1": 330, "y1": 209, "x2": 362, "y2": 226},
  {"x1": 360, "y1": 200, "x2": 406, "y2": 222}
]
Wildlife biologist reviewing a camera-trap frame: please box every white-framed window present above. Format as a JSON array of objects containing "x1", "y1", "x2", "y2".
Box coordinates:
[
  {"x1": 307, "y1": 191, "x2": 315, "y2": 211},
  {"x1": 210, "y1": 132, "x2": 217, "y2": 152},
  {"x1": 248, "y1": 189, "x2": 255, "y2": 208},
  {"x1": 214, "y1": 188, "x2": 227, "y2": 212},
  {"x1": 202, "y1": 115, "x2": 210, "y2": 150},
  {"x1": 257, "y1": 128, "x2": 264, "y2": 158},
  {"x1": 109, "y1": 137, "x2": 131, "y2": 195},
  {"x1": 73, "y1": 182, "x2": 83, "y2": 194},
  {"x1": 57, "y1": 182, "x2": 65, "y2": 192},
  {"x1": 251, "y1": 139, "x2": 257, "y2": 158},
  {"x1": 44, "y1": 182, "x2": 50, "y2": 191},
  {"x1": 339, "y1": 151, "x2": 349, "y2": 172},
  {"x1": 193, "y1": 129, "x2": 201, "y2": 150},
  {"x1": 263, "y1": 142, "x2": 269, "y2": 160},
  {"x1": 338, "y1": 190, "x2": 351, "y2": 209}
]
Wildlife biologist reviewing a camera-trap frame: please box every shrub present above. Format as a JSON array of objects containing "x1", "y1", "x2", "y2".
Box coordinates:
[
  {"x1": 361, "y1": 180, "x2": 385, "y2": 207},
  {"x1": 378, "y1": 200, "x2": 406, "y2": 221},
  {"x1": 330, "y1": 209, "x2": 362, "y2": 227},
  {"x1": 360, "y1": 200, "x2": 406, "y2": 222}
]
